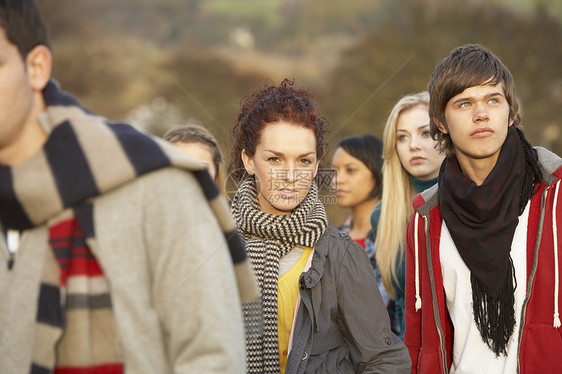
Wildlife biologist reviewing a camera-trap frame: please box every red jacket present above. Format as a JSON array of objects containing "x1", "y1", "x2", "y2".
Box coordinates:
[{"x1": 404, "y1": 147, "x2": 562, "y2": 374}]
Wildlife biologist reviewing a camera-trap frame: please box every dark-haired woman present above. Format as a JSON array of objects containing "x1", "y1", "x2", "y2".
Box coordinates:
[{"x1": 331, "y1": 135, "x2": 398, "y2": 333}]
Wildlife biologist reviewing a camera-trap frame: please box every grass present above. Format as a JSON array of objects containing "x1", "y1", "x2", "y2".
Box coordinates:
[
  {"x1": 493, "y1": 0, "x2": 562, "y2": 20},
  {"x1": 201, "y1": 0, "x2": 283, "y2": 26}
]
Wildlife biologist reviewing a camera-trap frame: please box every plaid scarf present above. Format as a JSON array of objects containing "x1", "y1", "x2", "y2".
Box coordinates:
[
  {"x1": 438, "y1": 128, "x2": 527, "y2": 356},
  {"x1": 0, "y1": 80, "x2": 258, "y2": 373},
  {"x1": 230, "y1": 178, "x2": 327, "y2": 373}
]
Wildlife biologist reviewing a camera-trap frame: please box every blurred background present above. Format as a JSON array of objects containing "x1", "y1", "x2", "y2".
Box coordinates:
[{"x1": 39, "y1": 0, "x2": 562, "y2": 225}]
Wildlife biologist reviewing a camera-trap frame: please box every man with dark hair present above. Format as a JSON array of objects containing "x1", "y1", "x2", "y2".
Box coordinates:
[
  {"x1": 0, "y1": 1, "x2": 258, "y2": 373},
  {"x1": 405, "y1": 43, "x2": 562, "y2": 373}
]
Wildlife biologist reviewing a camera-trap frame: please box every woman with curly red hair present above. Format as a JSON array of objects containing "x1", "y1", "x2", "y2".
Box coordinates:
[{"x1": 229, "y1": 78, "x2": 410, "y2": 374}]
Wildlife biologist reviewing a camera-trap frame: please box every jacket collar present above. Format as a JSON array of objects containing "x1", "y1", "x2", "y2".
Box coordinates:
[{"x1": 413, "y1": 146, "x2": 562, "y2": 216}]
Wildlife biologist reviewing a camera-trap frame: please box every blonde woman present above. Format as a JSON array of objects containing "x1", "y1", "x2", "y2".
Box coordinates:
[{"x1": 371, "y1": 91, "x2": 445, "y2": 338}]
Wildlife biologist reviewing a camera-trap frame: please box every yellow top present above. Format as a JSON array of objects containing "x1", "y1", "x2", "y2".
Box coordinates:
[{"x1": 277, "y1": 246, "x2": 313, "y2": 374}]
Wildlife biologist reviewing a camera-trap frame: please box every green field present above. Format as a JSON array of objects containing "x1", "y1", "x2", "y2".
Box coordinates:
[{"x1": 201, "y1": 0, "x2": 284, "y2": 27}]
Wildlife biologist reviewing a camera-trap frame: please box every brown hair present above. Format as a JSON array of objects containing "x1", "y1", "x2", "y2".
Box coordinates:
[
  {"x1": 428, "y1": 44, "x2": 521, "y2": 156},
  {"x1": 164, "y1": 123, "x2": 226, "y2": 195},
  {"x1": 229, "y1": 78, "x2": 328, "y2": 182}
]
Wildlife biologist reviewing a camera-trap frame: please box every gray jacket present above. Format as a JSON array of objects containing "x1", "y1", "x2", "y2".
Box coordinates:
[
  {"x1": 0, "y1": 168, "x2": 246, "y2": 373},
  {"x1": 286, "y1": 226, "x2": 411, "y2": 373}
]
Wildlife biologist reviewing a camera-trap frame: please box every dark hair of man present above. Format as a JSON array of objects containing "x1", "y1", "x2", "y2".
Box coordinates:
[
  {"x1": 0, "y1": 0, "x2": 49, "y2": 60},
  {"x1": 229, "y1": 78, "x2": 328, "y2": 182},
  {"x1": 337, "y1": 134, "x2": 384, "y2": 200},
  {"x1": 428, "y1": 44, "x2": 520, "y2": 156},
  {"x1": 428, "y1": 44, "x2": 543, "y2": 207}
]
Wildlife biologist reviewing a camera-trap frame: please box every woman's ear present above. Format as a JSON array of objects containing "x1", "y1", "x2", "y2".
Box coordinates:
[
  {"x1": 312, "y1": 160, "x2": 320, "y2": 179},
  {"x1": 26, "y1": 45, "x2": 52, "y2": 92},
  {"x1": 241, "y1": 149, "x2": 255, "y2": 175}
]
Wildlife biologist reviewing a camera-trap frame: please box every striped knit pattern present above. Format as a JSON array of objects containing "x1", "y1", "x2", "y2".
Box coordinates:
[
  {"x1": 31, "y1": 214, "x2": 123, "y2": 373},
  {"x1": 231, "y1": 178, "x2": 327, "y2": 373},
  {"x1": 0, "y1": 80, "x2": 259, "y2": 372}
]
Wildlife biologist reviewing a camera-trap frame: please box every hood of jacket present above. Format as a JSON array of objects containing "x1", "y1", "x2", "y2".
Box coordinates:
[{"x1": 413, "y1": 146, "x2": 562, "y2": 215}]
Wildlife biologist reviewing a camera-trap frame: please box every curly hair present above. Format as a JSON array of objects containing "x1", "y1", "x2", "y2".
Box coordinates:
[{"x1": 229, "y1": 78, "x2": 328, "y2": 182}]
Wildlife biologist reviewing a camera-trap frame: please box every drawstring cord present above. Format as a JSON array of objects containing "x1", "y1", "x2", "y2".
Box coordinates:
[
  {"x1": 6, "y1": 229, "x2": 20, "y2": 270},
  {"x1": 552, "y1": 180, "x2": 561, "y2": 328},
  {"x1": 414, "y1": 212, "x2": 422, "y2": 311},
  {"x1": 410, "y1": 180, "x2": 562, "y2": 326}
]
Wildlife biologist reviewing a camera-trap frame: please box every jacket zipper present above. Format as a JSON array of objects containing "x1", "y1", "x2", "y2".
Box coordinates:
[
  {"x1": 516, "y1": 186, "x2": 549, "y2": 374},
  {"x1": 423, "y1": 213, "x2": 449, "y2": 374}
]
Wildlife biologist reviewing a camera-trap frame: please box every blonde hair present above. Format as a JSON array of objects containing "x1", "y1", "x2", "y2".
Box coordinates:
[{"x1": 375, "y1": 91, "x2": 430, "y2": 299}]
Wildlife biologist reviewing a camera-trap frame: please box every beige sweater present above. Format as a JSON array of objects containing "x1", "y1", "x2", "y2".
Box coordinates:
[{"x1": 0, "y1": 167, "x2": 246, "y2": 373}]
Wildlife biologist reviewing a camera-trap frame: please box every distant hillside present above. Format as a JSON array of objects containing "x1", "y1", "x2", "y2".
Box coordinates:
[
  {"x1": 38, "y1": 0, "x2": 562, "y2": 225},
  {"x1": 40, "y1": 0, "x2": 562, "y2": 49},
  {"x1": 39, "y1": 0, "x2": 562, "y2": 146}
]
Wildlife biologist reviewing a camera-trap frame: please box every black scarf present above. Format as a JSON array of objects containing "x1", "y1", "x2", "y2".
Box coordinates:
[{"x1": 438, "y1": 128, "x2": 529, "y2": 356}]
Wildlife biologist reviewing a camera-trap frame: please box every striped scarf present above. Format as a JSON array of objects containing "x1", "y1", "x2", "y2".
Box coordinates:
[
  {"x1": 231, "y1": 177, "x2": 327, "y2": 373},
  {"x1": 0, "y1": 80, "x2": 258, "y2": 373},
  {"x1": 31, "y1": 210, "x2": 123, "y2": 373}
]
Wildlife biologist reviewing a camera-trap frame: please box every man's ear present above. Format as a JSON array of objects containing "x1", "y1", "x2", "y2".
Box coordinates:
[
  {"x1": 241, "y1": 149, "x2": 255, "y2": 175},
  {"x1": 508, "y1": 115, "x2": 516, "y2": 128},
  {"x1": 434, "y1": 117, "x2": 449, "y2": 134},
  {"x1": 26, "y1": 45, "x2": 51, "y2": 92}
]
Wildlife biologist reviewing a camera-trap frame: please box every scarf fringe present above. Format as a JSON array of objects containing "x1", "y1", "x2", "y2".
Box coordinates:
[{"x1": 471, "y1": 257, "x2": 517, "y2": 357}]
